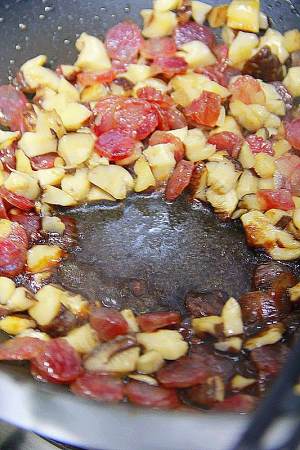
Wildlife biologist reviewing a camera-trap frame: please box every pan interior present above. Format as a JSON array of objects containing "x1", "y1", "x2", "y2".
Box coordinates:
[{"x1": 54, "y1": 195, "x2": 267, "y2": 314}]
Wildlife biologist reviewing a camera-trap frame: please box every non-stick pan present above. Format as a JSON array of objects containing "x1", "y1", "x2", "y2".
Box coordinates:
[{"x1": 0, "y1": 1, "x2": 300, "y2": 449}]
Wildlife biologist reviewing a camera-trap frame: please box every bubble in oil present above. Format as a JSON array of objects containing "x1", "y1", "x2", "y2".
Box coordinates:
[
  {"x1": 100, "y1": 6, "x2": 106, "y2": 12},
  {"x1": 9, "y1": 59, "x2": 15, "y2": 65},
  {"x1": 124, "y1": 6, "x2": 130, "y2": 13},
  {"x1": 0, "y1": 18, "x2": 4, "y2": 23},
  {"x1": 68, "y1": 14, "x2": 73, "y2": 20},
  {"x1": 39, "y1": 14, "x2": 45, "y2": 20},
  {"x1": 18, "y1": 23, "x2": 27, "y2": 30},
  {"x1": 79, "y1": 17, "x2": 84, "y2": 24},
  {"x1": 75, "y1": 33, "x2": 80, "y2": 38},
  {"x1": 15, "y1": 44, "x2": 22, "y2": 50},
  {"x1": 111, "y1": 14, "x2": 116, "y2": 19},
  {"x1": 45, "y1": 5, "x2": 54, "y2": 12},
  {"x1": 57, "y1": 25, "x2": 62, "y2": 31},
  {"x1": 25, "y1": 35, "x2": 30, "y2": 41},
  {"x1": 94, "y1": 15, "x2": 99, "y2": 20},
  {"x1": 64, "y1": 39, "x2": 70, "y2": 45}
]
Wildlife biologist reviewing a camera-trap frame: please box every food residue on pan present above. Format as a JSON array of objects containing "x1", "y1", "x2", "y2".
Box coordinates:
[{"x1": 0, "y1": 0, "x2": 300, "y2": 412}]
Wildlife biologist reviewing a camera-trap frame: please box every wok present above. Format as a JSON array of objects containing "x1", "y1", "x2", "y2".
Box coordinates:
[{"x1": 0, "y1": 1, "x2": 300, "y2": 449}]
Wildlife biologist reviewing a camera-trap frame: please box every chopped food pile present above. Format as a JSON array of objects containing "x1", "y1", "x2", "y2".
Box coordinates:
[{"x1": 0, "y1": 0, "x2": 300, "y2": 412}]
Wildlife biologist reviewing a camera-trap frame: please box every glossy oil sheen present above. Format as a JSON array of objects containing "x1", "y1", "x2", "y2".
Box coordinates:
[{"x1": 0, "y1": 1, "x2": 299, "y2": 449}]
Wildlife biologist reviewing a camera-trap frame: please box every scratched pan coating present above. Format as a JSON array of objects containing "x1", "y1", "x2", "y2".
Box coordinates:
[{"x1": 0, "y1": 1, "x2": 300, "y2": 449}]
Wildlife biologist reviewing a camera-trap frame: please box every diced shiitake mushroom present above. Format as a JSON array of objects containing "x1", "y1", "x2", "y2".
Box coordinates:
[
  {"x1": 18, "y1": 131, "x2": 57, "y2": 158},
  {"x1": 177, "y1": 41, "x2": 216, "y2": 69},
  {"x1": 29, "y1": 284, "x2": 62, "y2": 326},
  {"x1": 206, "y1": 188, "x2": 239, "y2": 219},
  {"x1": 289, "y1": 282, "x2": 300, "y2": 302},
  {"x1": 75, "y1": 33, "x2": 111, "y2": 72},
  {"x1": 214, "y1": 337, "x2": 243, "y2": 353},
  {"x1": 134, "y1": 156, "x2": 156, "y2": 192},
  {"x1": 0, "y1": 277, "x2": 16, "y2": 305},
  {"x1": 21, "y1": 55, "x2": 60, "y2": 91},
  {"x1": 136, "y1": 330, "x2": 188, "y2": 360},
  {"x1": 283, "y1": 67, "x2": 300, "y2": 97},
  {"x1": 137, "y1": 350, "x2": 164, "y2": 374},
  {"x1": 143, "y1": 144, "x2": 176, "y2": 182},
  {"x1": 42, "y1": 186, "x2": 76, "y2": 206},
  {"x1": 121, "y1": 309, "x2": 139, "y2": 333},
  {"x1": 227, "y1": 0, "x2": 260, "y2": 33},
  {"x1": 65, "y1": 324, "x2": 99, "y2": 354},
  {"x1": 260, "y1": 82, "x2": 286, "y2": 116},
  {"x1": 0, "y1": 316, "x2": 36, "y2": 335},
  {"x1": 36, "y1": 168, "x2": 65, "y2": 187},
  {"x1": 27, "y1": 244, "x2": 63, "y2": 273},
  {"x1": 87, "y1": 186, "x2": 116, "y2": 202},
  {"x1": 244, "y1": 324, "x2": 285, "y2": 350},
  {"x1": 153, "y1": 0, "x2": 180, "y2": 11},
  {"x1": 88, "y1": 165, "x2": 134, "y2": 200},
  {"x1": 259, "y1": 29, "x2": 289, "y2": 64},
  {"x1": 61, "y1": 169, "x2": 90, "y2": 202},
  {"x1": 229, "y1": 32, "x2": 259, "y2": 67},
  {"x1": 0, "y1": 130, "x2": 20, "y2": 149},
  {"x1": 141, "y1": 10, "x2": 177, "y2": 38},
  {"x1": 207, "y1": 5, "x2": 228, "y2": 28},
  {"x1": 129, "y1": 374, "x2": 158, "y2": 386},
  {"x1": 230, "y1": 101, "x2": 270, "y2": 132},
  {"x1": 206, "y1": 160, "x2": 240, "y2": 194},
  {"x1": 6, "y1": 287, "x2": 36, "y2": 312},
  {"x1": 84, "y1": 337, "x2": 140, "y2": 373},
  {"x1": 192, "y1": 316, "x2": 223, "y2": 336},
  {"x1": 283, "y1": 29, "x2": 300, "y2": 53},
  {"x1": 42, "y1": 216, "x2": 65, "y2": 234},
  {"x1": 236, "y1": 170, "x2": 258, "y2": 199},
  {"x1": 191, "y1": 1, "x2": 212, "y2": 25},
  {"x1": 16, "y1": 150, "x2": 34, "y2": 175},
  {"x1": 221, "y1": 297, "x2": 243, "y2": 337},
  {"x1": 231, "y1": 375, "x2": 256, "y2": 390},
  {"x1": 4, "y1": 172, "x2": 40, "y2": 200},
  {"x1": 121, "y1": 64, "x2": 153, "y2": 84}
]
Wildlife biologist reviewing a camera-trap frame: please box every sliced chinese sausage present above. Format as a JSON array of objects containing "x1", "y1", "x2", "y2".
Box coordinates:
[
  {"x1": 0, "y1": 187, "x2": 35, "y2": 211},
  {"x1": 137, "y1": 311, "x2": 181, "y2": 332},
  {"x1": 30, "y1": 153, "x2": 57, "y2": 170},
  {"x1": 95, "y1": 129, "x2": 138, "y2": 161},
  {"x1": 239, "y1": 291, "x2": 291, "y2": 325},
  {"x1": 71, "y1": 373, "x2": 124, "y2": 402},
  {"x1": 174, "y1": 22, "x2": 216, "y2": 50},
  {"x1": 0, "y1": 337, "x2": 45, "y2": 360},
  {"x1": 185, "y1": 291, "x2": 228, "y2": 317},
  {"x1": 105, "y1": 21, "x2": 143, "y2": 63},
  {"x1": 92, "y1": 95, "x2": 124, "y2": 136},
  {"x1": 89, "y1": 307, "x2": 129, "y2": 341},
  {"x1": 246, "y1": 135, "x2": 274, "y2": 156},
  {"x1": 152, "y1": 56, "x2": 188, "y2": 78},
  {"x1": 184, "y1": 91, "x2": 221, "y2": 128},
  {"x1": 185, "y1": 377, "x2": 225, "y2": 408},
  {"x1": 0, "y1": 199, "x2": 8, "y2": 220},
  {"x1": 0, "y1": 85, "x2": 29, "y2": 132},
  {"x1": 257, "y1": 189, "x2": 294, "y2": 211},
  {"x1": 208, "y1": 132, "x2": 243, "y2": 158},
  {"x1": 141, "y1": 37, "x2": 177, "y2": 59},
  {"x1": 0, "y1": 220, "x2": 28, "y2": 277},
  {"x1": 114, "y1": 98, "x2": 158, "y2": 140},
  {"x1": 212, "y1": 394, "x2": 258, "y2": 413},
  {"x1": 165, "y1": 160, "x2": 194, "y2": 202},
  {"x1": 285, "y1": 119, "x2": 300, "y2": 151},
  {"x1": 230, "y1": 75, "x2": 265, "y2": 105},
  {"x1": 250, "y1": 343, "x2": 289, "y2": 378},
  {"x1": 136, "y1": 88, "x2": 174, "y2": 108},
  {"x1": 31, "y1": 338, "x2": 82, "y2": 383},
  {"x1": 10, "y1": 211, "x2": 41, "y2": 240},
  {"x1": 125, "y1": 380, "x2": 180, "y2": 409},
  {"x1": 157, "y1": 349, "x2": 234, "y2": 388}
]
